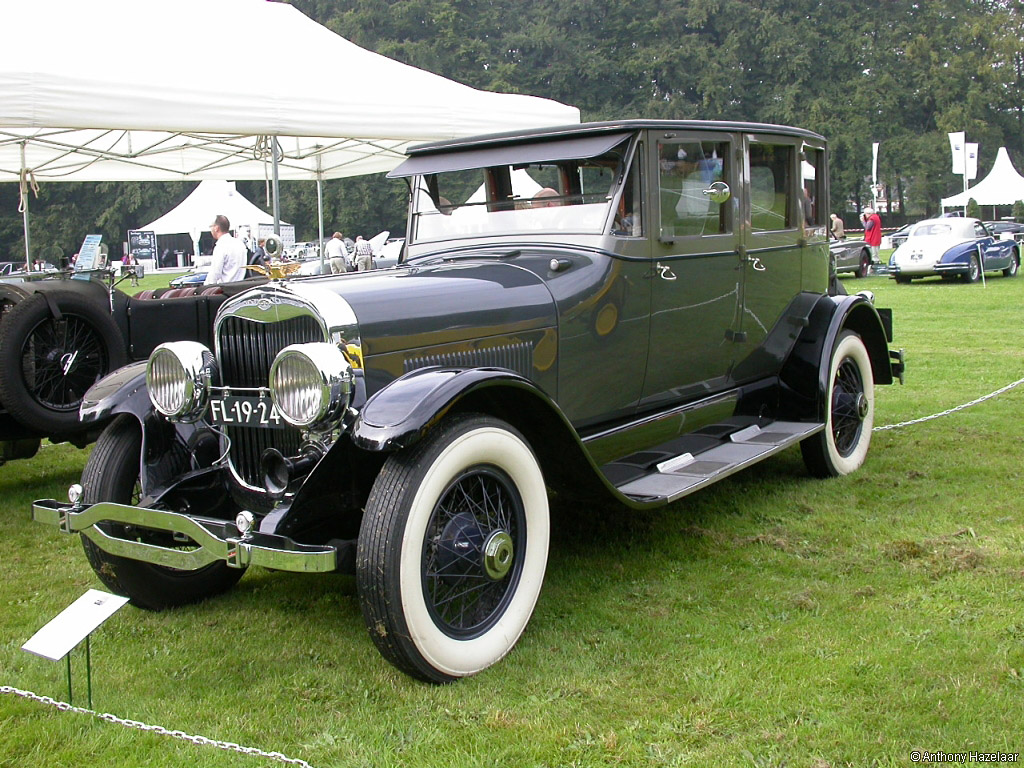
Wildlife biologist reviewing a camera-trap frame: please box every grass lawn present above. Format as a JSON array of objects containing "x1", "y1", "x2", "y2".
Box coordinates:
[{"x1": 2, "y1": 268, "x2": 1023, "y2": 767}]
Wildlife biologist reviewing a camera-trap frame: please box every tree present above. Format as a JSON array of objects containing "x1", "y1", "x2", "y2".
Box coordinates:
[{"x1": 967, "y1": 197, "x2": 981, "y2": 219}]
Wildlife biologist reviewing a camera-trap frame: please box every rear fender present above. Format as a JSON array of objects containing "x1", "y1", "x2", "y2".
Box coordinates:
[{"x1": 779, "y1": 294, "x2": 893, "y2": 422}]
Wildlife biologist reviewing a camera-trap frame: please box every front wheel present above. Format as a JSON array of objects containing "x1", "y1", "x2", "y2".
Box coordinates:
[
  {"x1": 801, "y1": 330, "x2": 875, "y2": 478},
  {"x1": 356, "y1": 414, "x2": 549, "y2": 683},
  {"x1": 80, "y1": 415, "x2": 244, "y2": 610}
]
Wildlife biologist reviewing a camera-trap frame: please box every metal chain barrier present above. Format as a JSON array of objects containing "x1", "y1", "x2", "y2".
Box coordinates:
[
  {"x1": 873, "y1": 375, "x2": 1024, "y2": 432},
  {"x1": 1, "y1": 685, "x2": 316, "y2": 768}
]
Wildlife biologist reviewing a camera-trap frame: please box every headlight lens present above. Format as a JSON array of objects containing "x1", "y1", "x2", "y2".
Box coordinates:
[
  {"x1": 269, "y1": 343, "x2": 353, "y2": 429},
  {"x1": 146, "y1": 342, "x2": 216, "y2": 421}
]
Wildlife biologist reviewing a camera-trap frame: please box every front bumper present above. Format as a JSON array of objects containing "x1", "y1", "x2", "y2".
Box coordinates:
[{"x1": 32, "y1": 499, "x2": 339, "y2": 573}]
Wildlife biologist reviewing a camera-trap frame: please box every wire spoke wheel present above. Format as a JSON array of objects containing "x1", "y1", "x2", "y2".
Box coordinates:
[
  {"x1": 22, "y1": 313, "x2": 108, "y2": 411},
  {"x1": 358, "y1": 414, "x2": 549, "y2": 683},
  {"x1": 422, "y1": 466, "x2": 526, "y2": 639},
  {"x1": 831, "y1": 358, "x2": 867, "y2": 457}
]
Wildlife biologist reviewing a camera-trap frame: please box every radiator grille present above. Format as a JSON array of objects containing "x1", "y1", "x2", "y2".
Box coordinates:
[
  {"x1": 403, "y1": 341, "x2": 533, "y2": 378},
  {"x1": 217, "y1": 313, "x2": 324, "y2": 488}
]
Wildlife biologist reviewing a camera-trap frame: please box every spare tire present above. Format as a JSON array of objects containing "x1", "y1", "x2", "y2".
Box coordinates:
[{"x1": 0, "y1": 291, "x2": 127, "y2": 435}]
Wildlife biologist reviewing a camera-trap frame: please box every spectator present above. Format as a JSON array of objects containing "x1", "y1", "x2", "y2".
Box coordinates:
[
  {"x1": 326, "y1": 232, "x2": 349, "y2": 274},
  {"x1": 204, "y1": 214, "x2": 248, "y2": 285},
  {"x1": 353, "y1": 235, "x2": 374, "y2": 271},
  {"x1": 830, "y1": 213, "x2": 845, "y2": 240},
  {"x1": 862, "y1": 207, "x2": 882, "y2": 263}
]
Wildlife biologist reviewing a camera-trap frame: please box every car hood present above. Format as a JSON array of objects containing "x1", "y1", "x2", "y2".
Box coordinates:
[{"x1": 892, "y1": 235, "x2": 974, "y2": 265}]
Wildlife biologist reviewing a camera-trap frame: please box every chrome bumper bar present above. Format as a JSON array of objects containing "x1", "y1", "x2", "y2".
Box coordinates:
[{"x1": 32, "y1": 499, "x2": 338, "y2": 573}]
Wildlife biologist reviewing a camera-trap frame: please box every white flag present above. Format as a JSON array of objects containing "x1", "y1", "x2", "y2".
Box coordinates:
[
  {"x1": 966, "y1": 143, "x2": 978, "y2": 180},
  {"x1": 949, "y1": 131, "x2": 966, "y2": 174}
]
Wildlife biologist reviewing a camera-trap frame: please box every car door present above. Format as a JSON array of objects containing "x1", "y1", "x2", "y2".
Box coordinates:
[
  {"x1": 640, "y1": 130, "x2": 742, "y2": 409},
  {"x1": 978, "y1": 221, "x2": 1010, "y2": 270},
  {"x1": 732, "y1": 133, "x2": 821, "y2": 383}
]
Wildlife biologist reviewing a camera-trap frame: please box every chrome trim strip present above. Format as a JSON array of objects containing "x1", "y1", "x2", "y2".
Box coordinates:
[{"x1": 32, "y1": 499, "x2": 338, "y2": 573}]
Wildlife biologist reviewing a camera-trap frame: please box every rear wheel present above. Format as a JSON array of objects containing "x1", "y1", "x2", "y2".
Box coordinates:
[
  {"x1": 357, "y1": 414, "x2": 549, "y2": 683},
  {"x1": 894, "y1": 275, "x2": 912, "y2": 284},
  {"x1": 801, "y1": 331, "x2": 874, "y2": 478},
  {"x1": 80, "y1": 415, "x2": 244, "y2": 610},
  {"x1": 855, "y1": 249, "x2": 871, "y2": 278},
  {"x1": 965, "y1": 251, "x2": 981, "y2": 283}
]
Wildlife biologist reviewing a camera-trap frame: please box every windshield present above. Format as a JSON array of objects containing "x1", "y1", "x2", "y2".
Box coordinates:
[{"x1": 409, "y1": 141, "x2": 631, "y2": 245}]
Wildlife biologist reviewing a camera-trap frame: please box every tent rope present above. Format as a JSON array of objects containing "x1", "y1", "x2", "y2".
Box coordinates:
[{"x1": 18, "y1": 167, "x2": 39, "y2": 214}]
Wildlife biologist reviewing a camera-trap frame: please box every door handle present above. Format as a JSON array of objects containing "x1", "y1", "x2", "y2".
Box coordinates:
[{"x1": 746, "y1": 256, "x2": 766, "y2": 272}]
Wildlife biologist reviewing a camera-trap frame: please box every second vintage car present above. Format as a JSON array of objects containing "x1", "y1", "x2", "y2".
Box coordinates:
[
  {"x1": 889, "y1": 217, "x2": 1020, "y2": 283},
  {"x1": 35, "y1": 120, "x2": 904, "y2": 683}
]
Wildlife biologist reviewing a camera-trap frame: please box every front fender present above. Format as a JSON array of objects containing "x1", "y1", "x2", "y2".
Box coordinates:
[
  {"x1": 79, "y1": 361, "x2": 204, "y2": 496},
  {"x1": 351, "y1": 367, "x2": 547, "y2": 451}
]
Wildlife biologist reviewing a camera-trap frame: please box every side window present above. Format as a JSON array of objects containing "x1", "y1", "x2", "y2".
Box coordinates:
[
  {"x1": 658, "y1": 140, "x2": 729, "y2": 238},
  {"x1": 612, "y1": 144, "x2": 643, "y2": 236},
  {"x1": 801, "y1": 147, "x2": 825, "y2": 227},
  {"x1": 975, "y1": 222, "x2": 987, "y2": 238},
  {"x1": 750, "y1": 143, "x2": 794, "y2": 231}
]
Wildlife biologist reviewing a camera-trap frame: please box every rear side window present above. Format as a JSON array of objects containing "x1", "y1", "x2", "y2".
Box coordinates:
[
  {"x1": 801, "y1": 147, "x2": 825, "y2": 227},
  {"x1": 750, "y1": 143, "x2": 794, "y2": 231},
  {"x1": 658, "y1": 141, "x2": 730, "y2": 238}
]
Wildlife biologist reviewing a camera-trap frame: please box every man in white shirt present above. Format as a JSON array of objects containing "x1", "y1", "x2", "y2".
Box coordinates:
[
  {"x1": 326, "y1": 231, "x2": 349, "y2": 273},
  {"x1": 204, "y1": 215, "x2": 248, "y2": 285}
]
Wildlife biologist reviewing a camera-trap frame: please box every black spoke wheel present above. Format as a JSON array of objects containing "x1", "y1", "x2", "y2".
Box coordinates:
[
  {"x1": 856, "y1": 250, "x2": 871, "y2": 278},
  {"x1": 357, "y1": 414, "x2": 549, "y2": 683},
  {"x1": 80, "y1": 415, "x2": 245, "y2": 611},
  {"x1": 422, "y1": 466, "x2": 526, "y2": 639},
  {"x1": 802, "y1": 330, "x2": 874, "y2": 478},
  {"x1": 0, "y1": 291, "x2": 126, "y2": 434}
]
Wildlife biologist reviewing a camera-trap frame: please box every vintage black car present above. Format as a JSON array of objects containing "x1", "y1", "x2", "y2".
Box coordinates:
[
  {"x1": 0, "y1": 271, "x2": 265, "y2": 463},
  {"x1": 35, "y1": 121, "x2": 904, "y2": 683}
]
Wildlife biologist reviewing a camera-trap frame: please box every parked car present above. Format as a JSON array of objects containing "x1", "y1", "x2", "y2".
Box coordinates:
[
  {"x1": 888, "y1": 217, "x2": 1020, "y2": 283},
  {"x1": 35, "y1": 120, "x2": 903, "y2": 683},
  {"x1": 169, "y1": 270, "x2": 207, "y2": 288},
  {"x1": 0, "y1": 268, "x2": 266, "y2": 463},
  {"x1": 829, "y1": 238, "x2": 873, "y2": 277},
  {"x1": 887, "y1": 223, "x2": 913, "y2": 251},
  {"x1": 983, "y1": 220, "x2": 1024, "y2": 238}
]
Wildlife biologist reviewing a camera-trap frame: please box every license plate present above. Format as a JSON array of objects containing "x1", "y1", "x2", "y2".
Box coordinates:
[{"x1": 209, "y1": 396, "x2": 286, "y2": 429}]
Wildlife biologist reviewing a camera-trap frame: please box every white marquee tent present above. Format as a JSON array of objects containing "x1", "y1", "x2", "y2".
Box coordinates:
[
  {"x1": 0, "y1": 0, "x2": 579, "y2": 262},
  {"x1": 140, "y1": 180, "x2": 286, "y2": 265},
  {"x1": 941, "y1": 147, "x2": 1024, "y2": 210}
]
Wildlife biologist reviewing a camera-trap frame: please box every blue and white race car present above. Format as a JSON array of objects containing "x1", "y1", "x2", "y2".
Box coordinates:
[{"x1": 889, "y1": 217, "x2": 1020, "y2": 283}]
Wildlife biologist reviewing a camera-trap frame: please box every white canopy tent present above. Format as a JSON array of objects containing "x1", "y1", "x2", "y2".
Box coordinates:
[
  {"x1": 140, "y1": 180, "x2": 285, "y2": 267},
  {"x1": 0, "y1": 0, "x2": 580, "y2": 263},
  {"x1": 941, "y1": 147, "x2": 1024, "y2": 211}
]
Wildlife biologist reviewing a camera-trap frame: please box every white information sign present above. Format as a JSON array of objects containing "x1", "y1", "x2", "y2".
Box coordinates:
[{"x1": 22, "y1": 589, "x2": 130, "y2": 661}]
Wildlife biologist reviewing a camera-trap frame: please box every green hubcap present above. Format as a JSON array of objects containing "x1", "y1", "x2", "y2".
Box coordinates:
[{"x1": 482, "y1": 530, "x2": 514, "y2": 581}]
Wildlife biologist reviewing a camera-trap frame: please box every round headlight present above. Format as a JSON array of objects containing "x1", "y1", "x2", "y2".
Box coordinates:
[
  {"x1": 146, "y1": 341, "x2": 216, "y2": 421},
  {"x1": 269, "y1": 343, "x2": 353, "y2": 429}
]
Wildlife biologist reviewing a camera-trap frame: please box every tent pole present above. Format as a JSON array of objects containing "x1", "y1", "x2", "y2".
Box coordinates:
[
  {"x1": 272, "y1": 137, "x2": 281, "y2": 234},
  {"x1": 316, "y1": 152, "x2": 325, "y2": 271}
]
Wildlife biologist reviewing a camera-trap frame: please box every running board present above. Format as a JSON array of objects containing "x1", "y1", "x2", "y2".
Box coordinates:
[{"x1": 616, "y1": 421, "x2": 824, "y2": 504}]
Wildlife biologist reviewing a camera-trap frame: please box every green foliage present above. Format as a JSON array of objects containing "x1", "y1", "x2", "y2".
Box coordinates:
[
  {"x1": 967, "y1": 197, "x2": 981, "y2": 218},
  {"x1": 3, "y1": 1, "x2": 1024, "y2": 250},
  {"x1": 1013, "y1": 199, "x2": 1024, "y2": 222}
]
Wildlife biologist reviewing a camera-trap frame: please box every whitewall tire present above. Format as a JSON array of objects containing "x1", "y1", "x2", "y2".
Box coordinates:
[
  {"x1": 801, "y1": 330, "x2": 874, "y2": 478},
  {"x1": 357, "y1": 414, "x2": 549, "y2": 683}
]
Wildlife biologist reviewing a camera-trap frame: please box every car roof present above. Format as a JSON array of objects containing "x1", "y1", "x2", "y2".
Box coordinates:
[{"x1": 405, "y1": 119, "x2": 826, "y2": 156}]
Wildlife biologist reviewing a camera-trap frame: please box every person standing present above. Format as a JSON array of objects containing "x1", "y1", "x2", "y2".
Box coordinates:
[
  {"x1": 353, "y1": 235, "x2": 374, "y2": 271},
  {"x1": 326, "y1": 232, "x2": 348, "y2": 274},
  {"x1": 862, "y1": 207, "x2": 882, "y2": 263},
  {"x1": 830, "y1": 213, "x2": 845, "y2": 240},
  {"x1": 204, "y1": 214, "x2": 248, "y2": 285}
]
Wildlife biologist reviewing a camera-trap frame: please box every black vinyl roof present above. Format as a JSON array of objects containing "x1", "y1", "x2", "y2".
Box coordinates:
[{"x1": 404, "y1": 119, "x2": 826, "y2": 157}]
